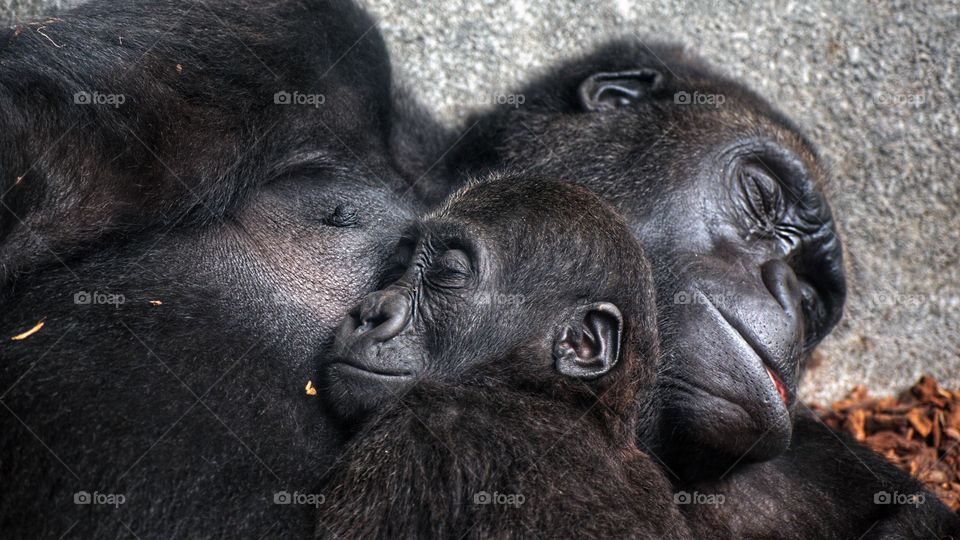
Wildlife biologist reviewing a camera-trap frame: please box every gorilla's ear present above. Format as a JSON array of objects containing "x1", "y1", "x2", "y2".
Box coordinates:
[
  {"x1": 577, "y1": 69, "x2": 663, "y2": 111},
  {"x1": 554, "y1": 302, "x2": 623, "y2": 379}
]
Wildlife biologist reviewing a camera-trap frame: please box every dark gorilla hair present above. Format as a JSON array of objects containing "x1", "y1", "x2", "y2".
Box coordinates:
[
  {"x1": 0, "y1": 0, "x2": 397, "y2": 285},
  {"x1": 316, "y1": 177, "x2": 691, "y2": 538},
  {"x1": 683, "y1": 412, "x2": 960, "y2": 539},
  {"x1": 0, "y1": 0, "x2": 428, "y2": 537},
  {"x1": 316, "y1": 383, "x2": 690, "y2": 539}
]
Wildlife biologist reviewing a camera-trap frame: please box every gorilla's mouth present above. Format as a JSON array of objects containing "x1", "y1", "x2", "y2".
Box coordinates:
[
  {"x1": 764, "y1": 365, "x2": 789, "y2": 405},
  {"x1": 327, "y1": 361, "x2": 414, "y2": 379},
  {"x1": 320, "y1": 362, "x2": 416, "y2": 421},
  {"x1": 700, "y1": 293, "x2": 792, "y2": 407}
]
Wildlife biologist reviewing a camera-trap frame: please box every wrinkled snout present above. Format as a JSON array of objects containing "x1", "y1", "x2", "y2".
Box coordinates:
[
  {"x1": 343, "y1": 288, "x2": 411, "y2": 344},
  {"x1": 331, "y1": 287, "x2": 418, "y2": 375}
]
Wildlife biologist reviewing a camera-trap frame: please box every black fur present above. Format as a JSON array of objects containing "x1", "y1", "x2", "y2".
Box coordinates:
[
  {"x1": 683, "y1": 412, "x2": 960, "y2": 539},
  {"x1": 0, "y1": 0, "x2": 429, "y2": 536},
  {"x1": 317, "y1": 383, "x2": 689, "y2": 539}
]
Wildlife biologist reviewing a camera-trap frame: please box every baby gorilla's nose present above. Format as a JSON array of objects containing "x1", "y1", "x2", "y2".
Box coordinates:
[
  {"x1": 352, "y1": 289, "x2": 411, "y2": 342},
  {"x1": 331, "y1": 287, "x2": 415, "y2": 374},
  {"x1": 325, "y1": 287, "x2": 419, "y2": 421}
]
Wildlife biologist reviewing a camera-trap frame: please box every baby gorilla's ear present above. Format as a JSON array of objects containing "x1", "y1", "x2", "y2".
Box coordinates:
[
  {"x1": 577, "y1": 69, "x2": 664, "y2": 111},
  {"x1": 553, "y1": 302, "x2": 623, "y2": 379}
]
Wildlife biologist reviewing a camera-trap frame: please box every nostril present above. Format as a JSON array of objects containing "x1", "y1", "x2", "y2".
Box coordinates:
[
  {"x1": 357, "y1": 311, "x2": 390, "y2": 333},
  {"x1": 350, "y1": 289, "x2": 410, "y2": 342}
]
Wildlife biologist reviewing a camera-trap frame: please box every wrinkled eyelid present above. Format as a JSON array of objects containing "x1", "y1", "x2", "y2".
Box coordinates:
[
  {"x1": 438, "y1": 250, "x2": 472, "y2": 273},
  {"x1": 739, "y1": 168, "x2": 783, "y2": 220},
  {"x1": 428, "y1": 233, "x2": 480, "y2": 265},
  {"x1": 747, "y1": 152, "x2": 811, "y2": 197}
]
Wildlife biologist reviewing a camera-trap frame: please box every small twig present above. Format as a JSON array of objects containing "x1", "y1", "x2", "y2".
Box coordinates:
[{"x1": 36, "y1": 26, "x2": 63, "y2": 48}]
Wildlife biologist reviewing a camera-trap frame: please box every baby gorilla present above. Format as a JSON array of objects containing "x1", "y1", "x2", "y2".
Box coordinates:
[{"x1": 316, "y1": 176, "x2": 691, "y2": 538}]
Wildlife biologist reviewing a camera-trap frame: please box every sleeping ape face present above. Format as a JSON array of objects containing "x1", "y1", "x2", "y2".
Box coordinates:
[
  {"x1": 581, "y1": 69, "x2": 845, "y2": 468},
  {"x1": 626, "y1": 126, "x2": 841, "y2": 464},
  {"x1": 587, "y1": 115, "x2": 844, "y2": 462},
  {"x1": 322, "y1": 177, "x2": 659, "y2": 422},
  {"x1": 445, "y1": 43, "x2": 846, "y2": 467}
]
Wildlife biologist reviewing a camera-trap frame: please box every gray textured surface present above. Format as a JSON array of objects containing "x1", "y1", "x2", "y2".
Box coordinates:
[
  {"x1": 6, "y1": 0, "x2": 958, "y2": 402},
  {"x1": 2, "y1": 0, "x2": 77, "y2": 19}
]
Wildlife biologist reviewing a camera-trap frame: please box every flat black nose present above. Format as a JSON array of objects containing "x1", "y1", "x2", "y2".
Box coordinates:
[
  {"x1": 760, "y1": 259, "x2": 803, "y2": 323},
  {"x1": 345, "y1": 288, "x2": 411, "y2": 343}
]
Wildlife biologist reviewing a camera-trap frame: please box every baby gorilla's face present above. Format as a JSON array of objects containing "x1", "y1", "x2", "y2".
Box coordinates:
[
  {"x1": 320, "y1": 179, "x2": 645, "y2": 422},
  {"x1": 322, "y1": 220, "x2": 492, "y2": 419}
]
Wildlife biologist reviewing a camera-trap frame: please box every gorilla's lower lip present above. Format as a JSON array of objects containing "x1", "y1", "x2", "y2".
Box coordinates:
[
  {"x1": 661, "y1": 374, "x2": 752, "y2": 421},
  {"x1": 321, "y1": 362, "x2": 416, "y2": 420},
  {"x1": 698, "y1": 291, "x2": 792, "y2": 407}
]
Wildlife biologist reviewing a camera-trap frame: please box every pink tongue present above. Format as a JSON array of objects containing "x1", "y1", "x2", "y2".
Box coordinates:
[{"x1": 765, "y1": 366, "x2": 789, "y2": 405}]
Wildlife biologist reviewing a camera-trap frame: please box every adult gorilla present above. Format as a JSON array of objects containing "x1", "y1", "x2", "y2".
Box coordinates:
[
  {"x1": 431, "y1": 41, "x2": 846, "y2": 471},
  {"x1": 421, "y1": 41, "x2": 959, "y2": 535},
  {"x1": 0, "y1": 0, "x2": 422, "y2": 536}
]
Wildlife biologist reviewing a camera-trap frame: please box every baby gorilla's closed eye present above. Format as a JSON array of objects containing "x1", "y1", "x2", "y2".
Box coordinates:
[
  {"x1": 317, "y1": 175, "x2": 690, "y2": 538},
  {"x1": 427, "y1": 248, "x2": 472, "y2": 288}
]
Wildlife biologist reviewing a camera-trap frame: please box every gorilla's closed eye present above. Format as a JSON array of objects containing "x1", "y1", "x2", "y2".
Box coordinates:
[
  {"x1": 323, "y1": 204, "x2": 361, "y2": 228},
  {"x1": 427, "y1": 249, "x2": 473, "y2": 288},
  {"x1": 738, "y1": 163, "x2": 785, "y2": 236}
]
